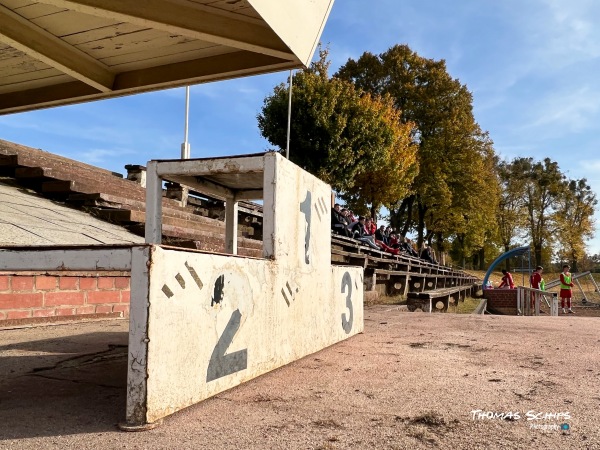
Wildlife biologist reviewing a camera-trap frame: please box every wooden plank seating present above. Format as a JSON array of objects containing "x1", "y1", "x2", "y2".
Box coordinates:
[
  {"x1": 332, "y1": 233, "x2": 482, "y2": 303},
  {"x1": 331, "y1": 248, "x2": 368, "y2": 267},
  {"x1": 406, "y1": 284, "x2": 481, "y2": 313}
]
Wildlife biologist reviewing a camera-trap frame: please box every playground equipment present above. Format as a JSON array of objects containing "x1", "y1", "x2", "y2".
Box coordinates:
[
  {"x1": 542, "y1": 271, "x2": 600, "y2": 306},
  {"x1": 482, "y1": 246, "x2": 530, "y2": 289}
]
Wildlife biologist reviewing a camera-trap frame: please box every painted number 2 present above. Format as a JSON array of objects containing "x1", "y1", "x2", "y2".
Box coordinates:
[
  {"x1": 341, "y1": 272, "x2": 353, "y2": 334},
  {"x1": 206, "y1": 275, "x2": 248, "y2": 382}
]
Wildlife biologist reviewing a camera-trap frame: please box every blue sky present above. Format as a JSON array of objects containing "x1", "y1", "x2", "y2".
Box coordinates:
[{"x1": 1, "y1": 0, "x2": 600, "y2": 254}]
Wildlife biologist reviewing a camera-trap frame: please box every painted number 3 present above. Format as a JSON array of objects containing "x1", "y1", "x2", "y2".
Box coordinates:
[{"x1": 341, "y1": 271, "x2": 353, "y2": 334}]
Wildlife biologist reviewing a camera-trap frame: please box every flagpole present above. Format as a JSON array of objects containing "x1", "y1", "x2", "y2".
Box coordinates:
[
  {"x1": 181, "y1": 86, "x2": 191, "y2": 159},
  {"x1": 286, "y1": 70, "x2": 293, "y2": 159}
]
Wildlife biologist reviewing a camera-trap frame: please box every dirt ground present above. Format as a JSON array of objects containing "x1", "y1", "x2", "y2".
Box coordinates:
[{"x1": 1, "y1": 307, "x2": 599, "y2": 450}]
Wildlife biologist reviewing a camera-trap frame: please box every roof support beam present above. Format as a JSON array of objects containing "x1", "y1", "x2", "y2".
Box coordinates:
[
  {"x1": 35, "y1": 0, "x2": 295, "y2": 61},
  {"x1": 0, "y1": 4, "x2": 114, "y2": 92},
  {"x1": 0, "y1": 51, "x2": 294, "y2": 115}
]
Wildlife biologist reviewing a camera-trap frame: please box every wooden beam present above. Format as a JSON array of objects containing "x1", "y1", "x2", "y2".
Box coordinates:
[
  {"x1": 165, "y1": 175, "x2": 234, "y2": 201},
  {"x1": 0, "y1": 4, "x2": 114, "y2": 92},
  {"x1": 235, "y1": 190, "x2": 264, "y2": 201},
  {"x1": 154, "y1": 153, "x2": 265, "y2": 178},
  {"x1": 113, "y1": 52, "x2": 288, "y2": 90},
  {"x1": 0, "y1": 52, "x2": 296, "y2": 115},
  {"x1": 36, "y1": 0, "x2": 295, "y2": 60}
]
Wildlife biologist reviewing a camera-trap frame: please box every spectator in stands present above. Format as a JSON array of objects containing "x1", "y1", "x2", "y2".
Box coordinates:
[
  {"x1": 389, "y1": 233, "x2": 400, "y2": 249},
  {"x1": 420, "y1": 244, "x2": 438, "y2": 264},
  {"x1": 351, "y1": 217, "x2": 380, "y2": 250},
  {"x1": 365, "y1": 217, "x2": 377, "y2": 236},
  {"x1": 401, "y1": 237, "x2": 419, "y2": 257},
  {"x1": 409, "y1": 239, "x2": 420, "y2": 256},
  {"x1": 374, "y1": 233, "x2": 400, "y2": 256},
  {"x1": 530, "y1": 266, "x2": 544, "y2": 312},
  {"x1": 331, "y1": 204, "x2": 350, "y2": 237},
  {"x1": 352, "y1": 217, "x2": 399, "y2": 255},
  {"x1": 385, "y1": 226, "x2": 392, "y2": 244},
  {"x1": 345, "y1": 209, "x2": 358, "y2": 231},
  {"x1": 375, "y1": 225, "x2": 386, "y2": 243},
  {"x1": 559, "y1": 264, "x2": 575, "y2": 314},
  {"x1": 498, "y1": 269, "x2": 515, "y2": 289}
]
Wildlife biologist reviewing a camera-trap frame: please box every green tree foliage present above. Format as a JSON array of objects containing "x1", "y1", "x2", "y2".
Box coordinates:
[
  {"x1": 496, "y1": 159, "x2": 529, "y2": 253},
  {"x1": 446, "y1": 135, "x2": 500, "y2": 268},
  {"x1": 339, "y1": 94, "x2": 418, "y2": 218},
  {"x1": 555, "y1": 179, "x2": 597, "y2": 271},
  {"x1": 336, "y1": 44, "x2": 498, "y2": 256},
  {"x1": 506, "y1": 157, "x2": 567, "y2": 267},
  {"x1": 258, "y1": 48, "x2": 418, "y2": 214}
]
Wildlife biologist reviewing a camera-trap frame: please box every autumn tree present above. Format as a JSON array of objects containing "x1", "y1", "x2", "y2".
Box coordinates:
[
  {"x1": 339, "y1": 94, "x2": 418, "y2": 218},
  {"x1": 506, "y1": 157, "x2": 568, "y2": 266},
  {"x1": 337, "y1": 44, "x2": 498, "y2": 258},
  {"x1": 555, "y1": 179, "x2": 597, "y2": 271},
  {"x1": 496, "y1": 159, "x2": 529, "y2": 254},
  {"x1": 258, "y1": 49, "x2": 418, "y2": 216},
  {"x1": 445, "y1": 133, "x2": 500, "y2": 268}
]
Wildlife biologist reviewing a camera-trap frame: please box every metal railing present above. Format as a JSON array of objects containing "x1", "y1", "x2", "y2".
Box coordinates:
[{"x1": 517, "y1": 286, "x2": 558, "y2": 316}]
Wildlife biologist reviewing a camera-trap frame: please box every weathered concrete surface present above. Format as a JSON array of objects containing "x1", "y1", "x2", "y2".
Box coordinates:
[
  {"x1": 141, "y1": 247, "x2": 362, "y2": 424},
  {"x1": 0, "y1": 181, "x2": 143, "y2": 245},
  {"x1": 1, "y1": 310, "x2": 598, "y2": 449}
]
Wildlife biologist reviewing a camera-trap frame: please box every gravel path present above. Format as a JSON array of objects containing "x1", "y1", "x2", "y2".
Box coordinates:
[{"x1": 1, "y1": 308, "x2": 598, "y2": 449}]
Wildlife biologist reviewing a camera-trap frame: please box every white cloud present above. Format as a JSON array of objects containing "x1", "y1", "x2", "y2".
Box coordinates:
[
  {"x1": 76, "y1": 147, "x2": 136, "y2": 165},
  {"x1": 521, "y1": 85, "x2": 600, "y2": 134}
]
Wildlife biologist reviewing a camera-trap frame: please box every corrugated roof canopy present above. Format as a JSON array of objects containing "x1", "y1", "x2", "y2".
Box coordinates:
[{"x1": 0, "y1": 0, "x2": 334, "y2": 115}]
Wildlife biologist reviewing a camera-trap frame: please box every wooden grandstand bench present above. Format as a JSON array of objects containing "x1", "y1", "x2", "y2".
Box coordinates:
[{"x1": 406, "y1": 284, "x2": 480, "y2": 313}]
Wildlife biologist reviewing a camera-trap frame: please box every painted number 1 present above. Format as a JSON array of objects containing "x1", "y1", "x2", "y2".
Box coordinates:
[{"x1": 299, "y1": 191, "x2": 312, "y2": 265}]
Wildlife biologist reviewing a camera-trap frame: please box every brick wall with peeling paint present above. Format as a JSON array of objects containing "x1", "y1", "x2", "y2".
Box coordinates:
[{"x1": 0, "y1": 273, "x2": 130, "y2": 325}]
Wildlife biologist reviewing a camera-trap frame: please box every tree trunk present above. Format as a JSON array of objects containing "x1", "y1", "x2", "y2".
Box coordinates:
[
  {"x1": 478, "y1": 248, "x2": 486, "y2": 270},
  {"x1": 370, "y1": 204, "x2": 377, "y2": 221},
  {"x1": 417, "y1": 201, "x2": 427, "y2": 249},
  {"x1": 534, "y1": 243, "x2": 542, "y2": 268},
  {"x1": 401, "y1": 196, "x2": 414, "y2": 238}
]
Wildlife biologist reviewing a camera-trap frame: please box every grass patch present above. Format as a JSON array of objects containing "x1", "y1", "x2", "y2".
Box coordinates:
[
  {"x1": 454, "y1": 297, "x2": 481, "y2": 314},
  {"x1": 375, "y1": 294, "x2": 406, "y2": 305}
]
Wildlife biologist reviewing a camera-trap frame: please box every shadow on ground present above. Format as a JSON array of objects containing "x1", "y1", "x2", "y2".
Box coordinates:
[{"x1": 0, "y1": 330, "x2": 127, "y2": 440}]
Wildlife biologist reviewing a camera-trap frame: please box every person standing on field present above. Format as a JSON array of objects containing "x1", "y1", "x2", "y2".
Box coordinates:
[
  {"x1": 530, "y1": 266, "x2": 544, "y2": 313},
  {"x1": 559, "y1": 264, "x2": 575, "y2": 314}
]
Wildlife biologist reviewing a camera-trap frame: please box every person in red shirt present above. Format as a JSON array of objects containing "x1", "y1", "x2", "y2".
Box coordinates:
[
  {"x1": 365, "y1": 218, "x2": 377, "y2": 236},
  {"x1": 498, "y1": 269, "x2": 515, "y2": 289},
  {"x1": 530, "y1": 266, "x2": 544, "y2": 312}
]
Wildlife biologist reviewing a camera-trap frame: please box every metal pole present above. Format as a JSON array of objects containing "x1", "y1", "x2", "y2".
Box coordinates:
[
  {"x1": 179, "y1": 86, "x2": 191, "y2": 207},
  {"x1": 181, "y1": 86, "x2": 190, "y2": 159},
  {"x1": 286, "y1": 70, "x2": 293, "y2": 159}
]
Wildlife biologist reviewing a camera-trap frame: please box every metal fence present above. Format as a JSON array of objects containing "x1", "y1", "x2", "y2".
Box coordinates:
[{"x1": 516, "y1": 286, "x2": 558, "y2": 316}]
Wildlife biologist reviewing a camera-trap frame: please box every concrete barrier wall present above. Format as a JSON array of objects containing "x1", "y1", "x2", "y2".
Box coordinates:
[
  {"x1": 127, "y1": 152, "x2": 364, "y2": 425},
  {"x1": 142, "y1": 247, "x2": 363, "y2": 423}
]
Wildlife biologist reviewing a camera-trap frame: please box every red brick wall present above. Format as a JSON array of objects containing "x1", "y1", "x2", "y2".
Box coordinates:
[
  {"x1": 483, "y1": 288, "x2": 518, "y2": 315},
  {"x1": 0, "y1": 273, "x2": 130, "y2": 325}
]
